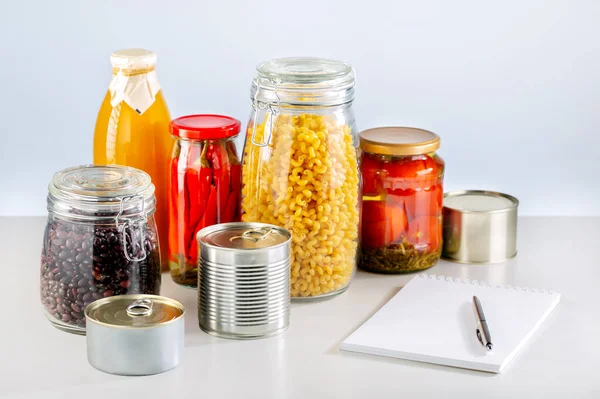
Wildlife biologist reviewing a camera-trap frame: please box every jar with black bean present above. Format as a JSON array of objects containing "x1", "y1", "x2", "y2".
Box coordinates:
[{"x1": 40, "y1": 165, "x2": 161, "y2": 334}]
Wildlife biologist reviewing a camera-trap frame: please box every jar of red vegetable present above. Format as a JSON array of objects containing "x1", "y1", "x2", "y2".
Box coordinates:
[
  {"x1": 168, "y1": 114, "x2": 242, "y2": 287},
  {"x1": 359, "y1": 127, "x2": 444, "y2": 273}
]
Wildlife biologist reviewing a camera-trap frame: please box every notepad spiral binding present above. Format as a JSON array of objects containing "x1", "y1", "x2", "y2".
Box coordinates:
[{"x1": 418, "y1": 273, "x2": 556, "y2": 295}]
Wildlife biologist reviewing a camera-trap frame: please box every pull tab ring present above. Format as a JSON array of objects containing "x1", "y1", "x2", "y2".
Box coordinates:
[
  {"x1": 230, "y1": 227, "x2": 275, "y2": 243},
  {"x1": 115, "y1": 195, "x2": 148, "y2": 262},
  {"x1": 126, "y1": 299, "x2": 153, "y2": 316}
]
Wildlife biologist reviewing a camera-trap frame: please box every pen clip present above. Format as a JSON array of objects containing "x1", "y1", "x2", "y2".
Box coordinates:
[{"x1": 476, "y1": 328, "x2": 484, "y2": 346}]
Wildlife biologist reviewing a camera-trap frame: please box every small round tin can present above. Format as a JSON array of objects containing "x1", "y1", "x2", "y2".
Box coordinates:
[
  {"x1": 197, "y1": 222, "x2": 291, "y2": 339},
  {"x1": 85, "y1": 294, "x2": 185, "y2": 375},
  {"x1": 442, "y1": 190, "x2": 519, "y2": 264}
]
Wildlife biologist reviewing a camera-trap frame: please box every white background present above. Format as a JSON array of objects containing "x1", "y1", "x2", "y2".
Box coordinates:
[{"x1": 0, "y1": 0, "x2": 598, "y2": 216}]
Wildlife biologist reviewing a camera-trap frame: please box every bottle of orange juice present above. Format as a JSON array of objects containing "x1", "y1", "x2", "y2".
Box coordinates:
[{"x1": 94, "y1": 48, "x2": 172, "y2": 271}]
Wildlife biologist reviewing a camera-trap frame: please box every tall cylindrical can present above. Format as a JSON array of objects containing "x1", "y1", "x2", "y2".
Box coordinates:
[{"x1": 197, "y1": 222, "x2": 291, "y2": 339}]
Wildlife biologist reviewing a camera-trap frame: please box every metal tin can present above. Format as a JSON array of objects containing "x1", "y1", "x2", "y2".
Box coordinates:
[
  {"x1": 197, "y1": 222, "x2": 291, "y2": 339},
  {"x1": 442, "y1": 190, "x2": 519, "y2": 263},
  {"x1": 85, "y1": 294, "x2": 185, "y2": 375}
]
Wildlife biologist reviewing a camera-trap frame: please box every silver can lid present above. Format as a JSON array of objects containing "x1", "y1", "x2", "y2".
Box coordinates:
[
  {"x1": 197, "y1": 222, "x2": 291, "y2": 250},
  {"x1": 442, "y1": 190, "x2": 519, "y2": 264},
  {"x1": 85, "y1": 295, "x2": 184, "y2": 329},
  {"x1": 444, "y1": 190, "x2": 518, "y2": 213}
]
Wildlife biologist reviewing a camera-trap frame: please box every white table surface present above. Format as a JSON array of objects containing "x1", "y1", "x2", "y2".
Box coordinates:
[{"x1": 1, "y1": 216, "x2": 599, "y2": 398}]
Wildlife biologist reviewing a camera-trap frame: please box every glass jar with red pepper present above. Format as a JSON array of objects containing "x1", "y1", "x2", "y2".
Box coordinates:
[
  {"x1": 168, "y1": 114, "x2": 242, "y2": 287},
  {"x1": 359, "y1": 127, "x2": 444, "y2": 273}
]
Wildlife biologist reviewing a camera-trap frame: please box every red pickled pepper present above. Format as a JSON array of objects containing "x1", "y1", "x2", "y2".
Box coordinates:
[
  {"x1": 187, "y1": 185, "x2": 217, "y2": 263},
  {"x1": 207, "y1": 142, "x2": 231, "y2": 221},
  {"x1": 183, "y1": 144, "x2": 200, "y2": 254},
  {"x1": 168, "y1": 156, "x2": 182, "y2": 256},
  {"x1": 221, "y1": 142, "x2": 241, "y2": 222},
  {"x1": 175, "y1": 147, "x2": 191, "y2": 257},
  {"x1": 222, "y1": 165, "x2": 241, "y2": 222},
  {"x1": 185, "y1": 144, "x2": 213, "y2": 249}
]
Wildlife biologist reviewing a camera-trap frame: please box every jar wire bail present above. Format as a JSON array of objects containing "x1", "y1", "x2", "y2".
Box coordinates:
[
  {"x1": 251, "y1": 78, "x2": 281, "y2": 148},
  {"x1": 115, "y1": 195, "x2": 148, "y2": 262}
]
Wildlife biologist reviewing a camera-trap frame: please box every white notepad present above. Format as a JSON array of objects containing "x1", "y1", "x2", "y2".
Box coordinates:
[{"x1": 341, "y1": 274, "x2": 561, "y2": 373}]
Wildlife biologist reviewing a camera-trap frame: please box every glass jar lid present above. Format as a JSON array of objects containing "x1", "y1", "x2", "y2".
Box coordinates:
[
  {"x1": 48, "y1": 165, "x2": 156, "y2": 219},
  {"x1": 85, "y1": 295, "x2": 184, "y2": 329},
  {"x1": 360, "y1": 127, "x2": 440, "y2": 156},
  {"x1": 251, "y1": 57, "x2": 355, "y2": 107}
]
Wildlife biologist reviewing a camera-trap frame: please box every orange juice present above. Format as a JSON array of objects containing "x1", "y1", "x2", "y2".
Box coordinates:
[{"x1": 93, "y1": 49, "x2": 172, "y2": 270}]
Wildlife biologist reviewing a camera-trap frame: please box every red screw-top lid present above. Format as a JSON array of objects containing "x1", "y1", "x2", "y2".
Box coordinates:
[{"x1": 170, "y1": 114, "x2": 241, "y2": 140}]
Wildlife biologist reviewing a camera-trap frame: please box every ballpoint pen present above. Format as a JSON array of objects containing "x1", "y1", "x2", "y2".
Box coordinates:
[{"x1": 473, "y1": 296, "x2": 493, "y2": 351}]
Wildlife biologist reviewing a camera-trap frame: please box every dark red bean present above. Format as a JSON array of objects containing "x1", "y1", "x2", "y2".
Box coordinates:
[{"x1": 40, "y1": 218, "x2": 161, "y2": 330}]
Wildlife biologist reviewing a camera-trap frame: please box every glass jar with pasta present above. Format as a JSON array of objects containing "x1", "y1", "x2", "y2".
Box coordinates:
[{"x1": 241, "y1": 57, "x2": 360, "y2": 300}]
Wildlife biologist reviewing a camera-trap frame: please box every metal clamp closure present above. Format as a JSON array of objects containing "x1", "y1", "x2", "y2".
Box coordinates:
[
  {"x1": 115, "y1": 195, "x2": 148, "y2": 262},
  {"x1": 250, "y1": 78, "x2": 281, "y2": 148},
  {"x1": 126, "y1": 299, "x2": 153, "y2": 316}
]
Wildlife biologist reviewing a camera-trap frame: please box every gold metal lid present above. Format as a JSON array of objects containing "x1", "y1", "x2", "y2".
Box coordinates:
[
  {"x1": 197, "y1": 222, "x2": 291, "y2": 250},
  {"x1": 359, "y1": 127, "x2": 440, "y2": 156},
  {"x1": 85, "y1": 295, "x2": 184, "y2": 329}
]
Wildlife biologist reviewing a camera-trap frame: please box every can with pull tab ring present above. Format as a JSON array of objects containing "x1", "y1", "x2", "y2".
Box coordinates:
[
  {"x1": 197, "y1": 222, "x2": 291, "y2": 339},
  {"x1": 85, "y1": 294, "x2": 185, "y2": 375}
]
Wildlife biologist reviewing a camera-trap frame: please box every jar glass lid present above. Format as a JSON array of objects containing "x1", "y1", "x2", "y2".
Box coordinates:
[
  {"x1": 257, "y1": 57, "x2": 353, "y2": 86},
  {"x1": 50, "y1": 165, "x2": 153, "y2": 200},
  {"x1": 85, "y1": 295, "x2": 184, "y2": 329},
  {"x1": 360, "y1": 127, "x2": 440, "y2": 156},
  {"x1": 47, "y1": 165, "x2": 156, "y2": 219},
  {"x1": 252, "y1": 57, "x2": 355, "y2": 106}
]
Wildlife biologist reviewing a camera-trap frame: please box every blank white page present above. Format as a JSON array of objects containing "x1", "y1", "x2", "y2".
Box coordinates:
[{"x1": 341, "y1": 274, "x2": 561, "y2": 373}]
